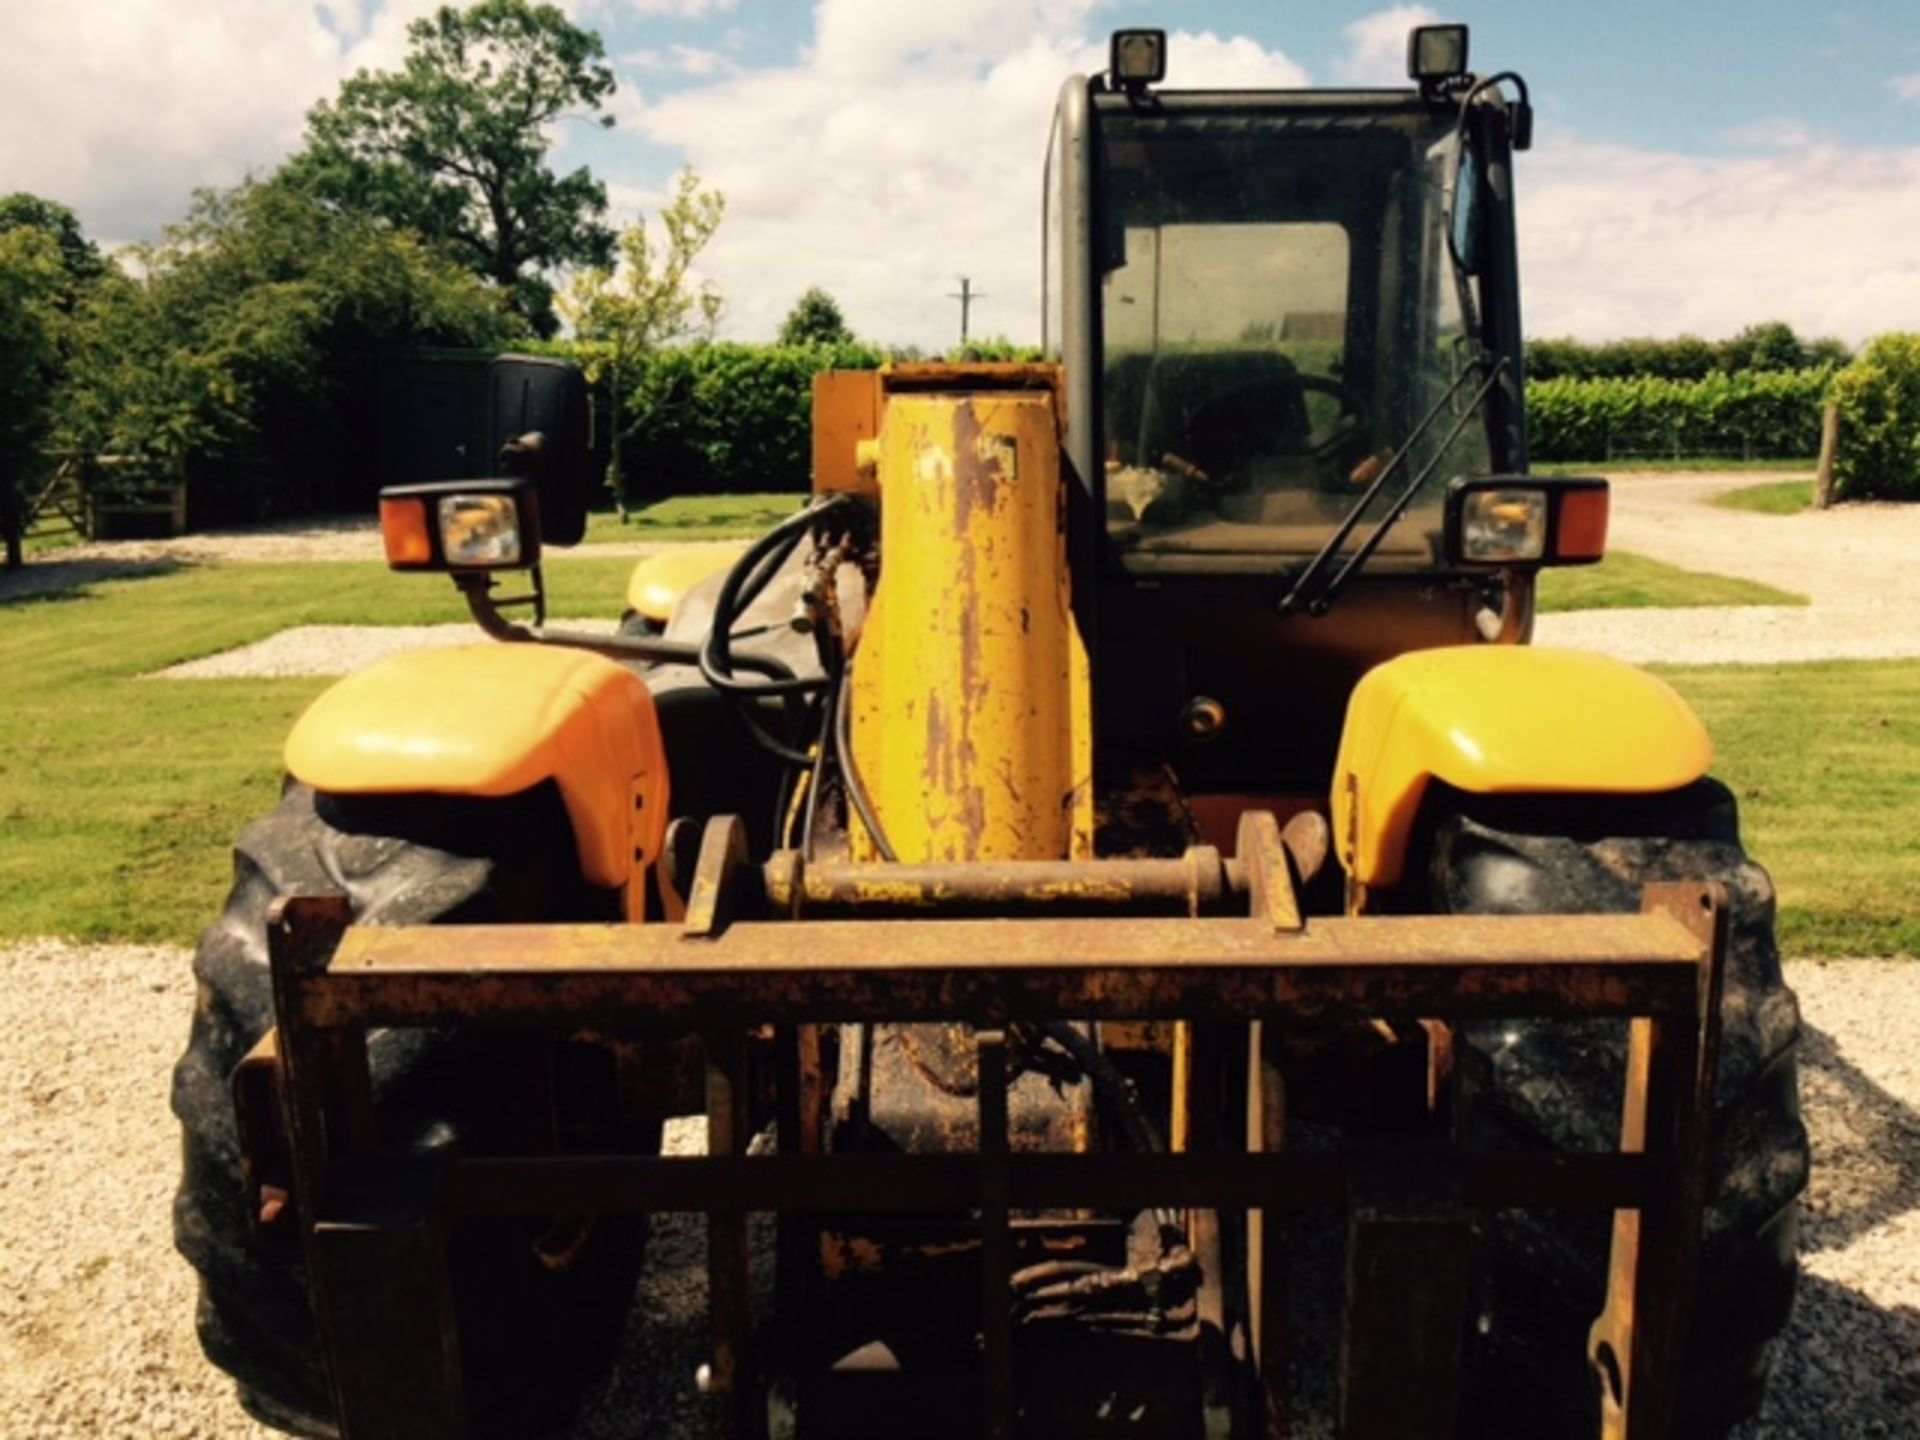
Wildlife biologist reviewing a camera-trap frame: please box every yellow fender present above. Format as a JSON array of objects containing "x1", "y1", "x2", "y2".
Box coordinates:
[
  {"x1": 625, "y1": 543, "x2": 750, "y2": 627},
  {"x1": 1332, "y1": 646, "x2": 1712, "y2": 890},
  {"x1": 285, "y1": 645, "x2": 668, "y2": 899}
]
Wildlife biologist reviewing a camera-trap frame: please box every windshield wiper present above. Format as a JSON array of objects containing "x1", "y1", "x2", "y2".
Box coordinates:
[{"x1": 1275, "y1": 353, "x2": 1508, "y2": 618}]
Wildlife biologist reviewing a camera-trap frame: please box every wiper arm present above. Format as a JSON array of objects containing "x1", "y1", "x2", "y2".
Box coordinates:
[{"x1": 1276, "y1": 354, "x2": 1508, "y2": 617}]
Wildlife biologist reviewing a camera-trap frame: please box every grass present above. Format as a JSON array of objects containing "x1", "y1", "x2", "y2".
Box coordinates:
[
  {"x1": 582, "y1": 492, "x2": 804, "y2": 544},
  {"x1": 1537, "y1": 551, "x2": 1806, "y2": 612},
  {"x1": 0, "y1": 554, "x2": 1909, "y2": 957},
  {"x1": 1535, "y1": 458, "x2": 1814, "y2": 476},
  {"x1": 1712, "y1": 480, "x2": 1815, "y2": 516},
  {"x1": 1657, "y1": 661, "x2": 1920, "y2": 958},
  {"x1": 0, "y1": 557, "x2": 639, "y2": 944}
]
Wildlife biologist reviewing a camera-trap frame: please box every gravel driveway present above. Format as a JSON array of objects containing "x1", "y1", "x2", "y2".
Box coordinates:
[
  {"x1": 3, "y1": 475, "x2": 1917, "y2": 1434},
  {"x1": 1533, "y1": 471, "x2": 1920, "y2": 664},
  {"x1": 0, "y1": 942, "x2": 1909, "y2": 1438}
]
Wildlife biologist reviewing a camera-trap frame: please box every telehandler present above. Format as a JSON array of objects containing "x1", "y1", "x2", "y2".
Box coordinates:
[{"x1": 174, "y1": 24, "x2": 1806, "y2": 1439}]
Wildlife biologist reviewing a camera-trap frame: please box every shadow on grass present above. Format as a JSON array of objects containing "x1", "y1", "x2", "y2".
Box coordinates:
[{"x1": 0, "y1": 556, "x2": 188, "y2": 608}]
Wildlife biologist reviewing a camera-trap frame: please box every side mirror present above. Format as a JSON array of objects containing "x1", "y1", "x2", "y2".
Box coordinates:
[
  {"x1": 1448, "y1": 146, "x2": 1483, "y2": 276},
  {"x1": 489, "y1": 355, "x2": 590, "y2": 546}
]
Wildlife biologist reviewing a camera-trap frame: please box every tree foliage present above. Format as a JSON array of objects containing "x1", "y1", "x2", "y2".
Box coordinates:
[
  {"x1": 778, "y1": 287, "x2": 852, "y2": 346},
  {"x1": 0, "y1": 193, "x2": 105, "y2": 302},
  {"x1": 1830, "y1": 334, "x2": 1920, "y2": 501},
  {"x1": 560, "y1": 168, "x2": 724, "y2": 512},
  {"x1": 285, "y1": 0, "x2": 616, "y2": 335},
  {"x1": 61, "y1": 181, "x2": 514, "y2": 523},
  {"x1": 1526, "y1": 322, "x2": 1849, "y2": 382},
  {"x1": 0, "y1": 226, "x2": 70, "y2": 563}
]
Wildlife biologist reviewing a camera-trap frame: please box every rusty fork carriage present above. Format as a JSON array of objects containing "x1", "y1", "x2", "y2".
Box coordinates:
[{"x1": 254, "y1": 812, "x2": 1726, "y2": 1440}]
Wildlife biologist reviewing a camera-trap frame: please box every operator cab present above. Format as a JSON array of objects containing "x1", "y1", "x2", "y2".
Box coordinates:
[
  {"x1": 1045, "y1": 27, "x2": 1573, "y2": 797},
  {"x1": 1046, "y1": 25, "x2": 1532, "y2": 582}
]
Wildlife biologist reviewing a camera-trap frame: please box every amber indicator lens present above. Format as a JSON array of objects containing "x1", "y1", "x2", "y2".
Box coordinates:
[
  {"x1": 1555, "y1": 486, "x2": 1610, "y2": 560},
  {"x1": 379, "y1": 498, "x2": 433, "y2": 568}
]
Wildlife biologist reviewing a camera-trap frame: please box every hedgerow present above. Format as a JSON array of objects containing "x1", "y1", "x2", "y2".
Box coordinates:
[
  {"x1": 1829, "y1": 334, "x2": 1920, "y2": 501},
  {"x1": 1525, "y1": 369, "x2": 1833, "y2": 463}
]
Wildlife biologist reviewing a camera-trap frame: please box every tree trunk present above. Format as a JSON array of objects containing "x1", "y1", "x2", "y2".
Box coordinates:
[
  {"x1": 608, "y1": 365, "x2": 627, "y2": 522},
  {"x1": 2, "y1": 479, "x2": 22, "y2": 570},
  {"x1": 1814, "y1": 402, "x2": 1839, "y2": 509}
]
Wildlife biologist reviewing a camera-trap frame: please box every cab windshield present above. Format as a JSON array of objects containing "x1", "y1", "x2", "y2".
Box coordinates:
[{"x1": 1098, "y1": 107, "x2": 1491, "y2": 571}]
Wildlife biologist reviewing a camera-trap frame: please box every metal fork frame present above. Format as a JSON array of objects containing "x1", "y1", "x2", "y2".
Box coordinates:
[{"x1": 262, "y1": 814, "x2": 1724, "y2": 1440}]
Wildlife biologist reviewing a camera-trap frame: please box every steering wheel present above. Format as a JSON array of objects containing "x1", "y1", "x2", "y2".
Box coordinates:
[
  {"x1": 1171, "y1": 374, "x2": 1368, "y2": 481},
  {"x1": 1291, "y1": 375, "x2": 1370, "y2": 458}
]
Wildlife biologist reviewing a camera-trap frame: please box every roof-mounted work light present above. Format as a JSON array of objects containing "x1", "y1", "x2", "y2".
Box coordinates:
[
  {"x1": 1408, "y1": 24, "x2": 1470, "y2": 89},
  {"x1": 1110, "y1": 29, "x2": 1166, "y2": 93}
]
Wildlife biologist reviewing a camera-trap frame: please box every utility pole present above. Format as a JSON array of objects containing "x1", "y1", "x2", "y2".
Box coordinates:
[{"x1": 949, "y1": 276, "x2": 985, "y2": 347}]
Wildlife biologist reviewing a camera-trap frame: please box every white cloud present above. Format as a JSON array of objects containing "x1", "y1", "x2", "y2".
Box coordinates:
[
  {"x1": 618, "y1": 0, "x2": 739, "y2": 16},
  {"x1": 1518, "y1": 134, "x2": 1920, "y2": 344},
  {"x1": 0, "y1": 0, "x2": 489, "y2": 249},
  {"x1": 1891, "y1": 73, "x2": 1920, "y2": 103},
  {"x1": 621, "y1": 44, "x2": 736, "y2": 77},
  {"x1": 1721, "y1": 118, "x2": 1818, "y2": 150},
  {"x1": 1335, "y1": 5, "x2": 1438, "y2": 86},
  {"x1": 627, "y1": 2, "x2": 1308, "y2": 345}
]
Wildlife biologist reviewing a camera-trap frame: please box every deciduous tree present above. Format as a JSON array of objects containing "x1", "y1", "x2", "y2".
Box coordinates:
[
  {"x1": 778, "y1": 286, "x2": 852, "y2": 346},
  {"x1": 285, "y1": 0, "x2": 617, "y2": 336},
  {"x1": 0, "y1": 227, "x2": 67, "y2": 566},
  {"x1": 560, "y1": 169, "x2": 724, "y2": 515}
]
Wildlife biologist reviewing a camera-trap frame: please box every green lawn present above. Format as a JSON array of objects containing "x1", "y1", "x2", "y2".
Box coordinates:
[
  {"x1": 1537, "y1": 551, "x2": 1805, "y2": 611},
  {"x1": 0, "y1": 556, "x2": 1908, "y2": 956},
  {"x1": 0, "y1": 558, "x2": 637, "y2": 943},
  {"x1": 1535, "y1": 458, "x2": 1815, "y2": 476},
  {"x1": 1658, "y1": 661, "x2": 1920, "y2": 958},
  {"x1": 582, "y1": 493, "x2": 804, "y2": 543},
  {"x1": 1712, "y1": 480, "x2": 1815, "y2": 516}
]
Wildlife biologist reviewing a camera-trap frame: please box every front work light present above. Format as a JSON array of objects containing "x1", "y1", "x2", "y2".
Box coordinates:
[
  {"x1": 378, "y1": 478, "x2": 542, "y2": 572},
  {"x1": 1407, "y1": 24, "x2": 1469, "y2": 85},
  {"x1": 1110, "y1": 29, "x2": 1166, "y2": 89},
  {"x1": 1444, "y1": 476, "x2": 1608, "y2": 568},
  {"x1": 439, "y1": 494, "x2": 523, "y2": 567}
]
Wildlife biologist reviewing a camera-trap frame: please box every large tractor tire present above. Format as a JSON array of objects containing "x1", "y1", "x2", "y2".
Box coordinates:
[
  {"x1": 1422, "y1": 779, "x2": 1808, "y2": 1437},
  {"x1": 171, "y1": 782, "x2": 646, "y2": 1438}
]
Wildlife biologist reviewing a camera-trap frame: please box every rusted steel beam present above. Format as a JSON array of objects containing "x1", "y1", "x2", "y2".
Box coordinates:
[
  {"x1": 438, "y1": 1151, "x2": 1671, "y2": 1217},
  {"x1": 704, "y1": 1027, "x2": 759, "y2": 1440},
  {"x1": 300, "y1": 912, "x2": 1707, "y2": 1031},
  {"x1": 1590, "y1": 883, "x2": 1727, "y2": 1440},
  {"x1": 977, "y1": 1029, "x2": 1015, "y2": 1440},
  {"x1": 764, "y1": 847, "x2": 1239, "y2": 918}
]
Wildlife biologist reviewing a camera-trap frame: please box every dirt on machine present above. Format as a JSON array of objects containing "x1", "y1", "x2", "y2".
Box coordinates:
[{"x1": 172, "y1": 24, "x2": 1807, "y2": 1440}]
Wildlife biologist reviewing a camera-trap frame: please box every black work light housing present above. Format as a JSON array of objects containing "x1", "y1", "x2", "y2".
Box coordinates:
[
  {"x1": 1110, "y1": 29, "x2": 1167, "y2": 90},
  {"x1": 1407, "y1": 24, "x2": 1469, "y2": 85}
]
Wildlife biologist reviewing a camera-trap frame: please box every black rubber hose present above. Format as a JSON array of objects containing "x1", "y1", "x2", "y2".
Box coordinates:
[
  {"x1": 833, "y1": 671, "x2": 898, "y2": 863},
  {"x1": 700, "y1": 497, "x2": 853, "y2": 699}
]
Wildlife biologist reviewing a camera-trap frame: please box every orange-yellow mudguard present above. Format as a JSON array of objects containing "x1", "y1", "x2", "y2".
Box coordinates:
[
  {"x1": 285, "y1": 645, "x2": 668, "y2": 895},
  {"x1": 1332, "y1": 646, "x2": 1712, "y2": 889}
]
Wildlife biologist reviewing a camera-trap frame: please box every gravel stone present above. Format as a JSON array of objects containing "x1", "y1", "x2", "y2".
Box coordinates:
[{"x1": 0, "y1": 943, "x2": 1908, "y2": 1436}]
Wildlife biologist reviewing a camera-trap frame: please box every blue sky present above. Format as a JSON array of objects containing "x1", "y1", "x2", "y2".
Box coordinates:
[
  {"x1": 5, "y1": 1, "x2": 1918, "y2": 348},
  {"x1": 591, "y1": 1, "x2": 1920, "y2": 154}
]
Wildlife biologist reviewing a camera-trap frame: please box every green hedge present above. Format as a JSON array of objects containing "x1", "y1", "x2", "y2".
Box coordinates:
[
  {"x1": 1830, "y1": 334, "x2": 1920, "y2": 501},
  {"x1": 1526, "y1": 369, "x2": 1833, "y2": 463},
  {"x1": 531, "y1": 341, "x2": 1840, "y2": 494}
]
